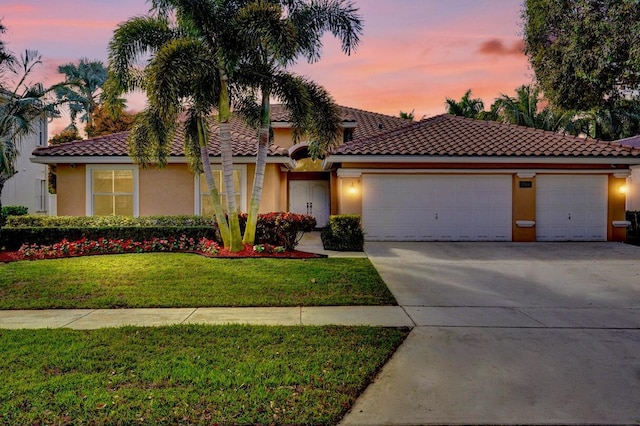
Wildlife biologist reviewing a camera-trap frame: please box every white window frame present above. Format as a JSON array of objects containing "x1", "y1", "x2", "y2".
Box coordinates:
[
  {"x1": 35, "y1": 179, "x2": 47, "y2": 212},
  {"x1": 86, "y1": 165, "x2": 139, "y2": 216},
  {"x1": 37, "y1": 116, "x2": 47, "y2": 147},
  {"x1": 194, "y1": 164, "x2": 247, "y2": 215}
]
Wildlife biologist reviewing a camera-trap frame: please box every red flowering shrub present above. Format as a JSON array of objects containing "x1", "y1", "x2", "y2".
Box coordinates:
[
  {"x1": 236, "y1": 212, "x2": 316, "y2": 251},
  {"x1": 18, "y1": 235, "x2": 220, "y2": 260}
]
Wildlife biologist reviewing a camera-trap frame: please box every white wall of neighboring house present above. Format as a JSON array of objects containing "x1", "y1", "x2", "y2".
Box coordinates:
[
  {"x1": 629, "y1": 166, "x2": 640, "y2": 211},
  {"x1": 1, "y1": 115, "x2": 49, "y2": 214}
]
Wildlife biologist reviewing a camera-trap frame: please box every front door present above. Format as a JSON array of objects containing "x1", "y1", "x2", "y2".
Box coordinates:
[{"x1": 289, "y1": 180, "x2": 330, "y2": 227}]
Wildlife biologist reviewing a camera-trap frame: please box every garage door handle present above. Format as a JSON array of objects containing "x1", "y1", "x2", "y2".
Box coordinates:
[
  {"x1": 568, "y1": 213, "x2": 571, "y2": 220},
  {"x1": 435, "y1": 213, "x2": 438, "y2": 220}
]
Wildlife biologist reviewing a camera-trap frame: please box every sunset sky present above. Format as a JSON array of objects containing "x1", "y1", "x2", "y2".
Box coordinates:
[{"x1": 2, "y1": 0, "x2": 532, "y2": 135}]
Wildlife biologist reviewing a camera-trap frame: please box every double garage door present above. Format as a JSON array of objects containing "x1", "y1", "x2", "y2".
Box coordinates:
[
  {"x1": 362, "y1": 174, "x2": 608, "y2": 242},
  {"x1": 362, "y1": 175, "x2": 513, "y2": 241}
]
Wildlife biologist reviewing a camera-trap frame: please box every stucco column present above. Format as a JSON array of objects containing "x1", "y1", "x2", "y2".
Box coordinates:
[
  {"x1": 608, "y1": 172, "x2": 630, "y2": 242},
  {"x1": 512, "y1": 172, "x2": 536, "y2": 242},
  {"x1": 336, "y1": 169, "x2": 362, "y2": 216}
]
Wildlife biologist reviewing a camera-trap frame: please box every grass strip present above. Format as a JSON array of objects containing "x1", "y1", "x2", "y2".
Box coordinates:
[
  {"x1": 0, "y1": 325, "x2": 408, "y2": 425},
  {"x1": 0, "y1": 254, "x2": 396, "y2": 309}
]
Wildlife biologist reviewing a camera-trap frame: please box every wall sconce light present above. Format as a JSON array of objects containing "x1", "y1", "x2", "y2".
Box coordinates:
[
  {"x1": 618, "y1": 184, "x2": 627, "y2": 195},
  {"x1": 348, "y1": 181, "x2": 358, "y2": 195}
]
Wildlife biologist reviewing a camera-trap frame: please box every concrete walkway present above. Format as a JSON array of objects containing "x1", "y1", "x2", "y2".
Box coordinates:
[{"x1": 0, "y1": 306, "x2": 413, "y2": 329}]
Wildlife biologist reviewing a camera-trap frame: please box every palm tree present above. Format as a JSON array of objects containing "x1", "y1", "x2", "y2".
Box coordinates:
[
  {"x1": 399, "y1": 110, "x2": 415, "y2": 120},
  {"x1": 445, "y1": 89, "x2": 487, "y2": 119},
  {"x1": 108, "y1": 13, "x2": 237, "y2": 247},
  {"x1": 492, "y1": 85, "x2": 575, "y2": 132},
  {"x1": 234, "y1": 0, "x2": 362, "y2": 245},
  {"x1": 0, "y1": 46, "x2": 57, "y2": 212},
  {"x1": 54, "y1": 58, "x2": 107, "y2": 133},
  {"x1": 109, "y1": 0, "x2": 361, "y2": 250}
]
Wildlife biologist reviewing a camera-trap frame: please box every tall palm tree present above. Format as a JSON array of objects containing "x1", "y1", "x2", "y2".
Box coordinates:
[
  {"x1": 108, "y1": 13, "x2": 236, "y2": 248},
  {"x1": 0, "y1": 47, "x2": 57, "y2": 212},
  {"x1": 234, "y1": 0, "x2": 362, "y2": 245},
  {"x1": 110, "y1": 0, "x2": 361, "y2": 250},
  {"x1": 445, "y1": 89, "x2": 487, "y2": 119},
  {"x1": 54, "y1": 58, "x2": 107, "y2": 133}
]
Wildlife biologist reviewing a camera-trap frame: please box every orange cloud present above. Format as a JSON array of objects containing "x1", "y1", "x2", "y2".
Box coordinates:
[{"x1": 478, "y1": 39, "x2": 525, "y2": 56}]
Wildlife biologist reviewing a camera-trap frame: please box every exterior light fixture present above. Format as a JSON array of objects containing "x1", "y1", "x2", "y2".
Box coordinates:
[
  {"x1": 618, "y1": 184, "x2": 627, "y2": 195},
  {"x1": 348, "y1": 181, "x2": 358, "y2": 195}
]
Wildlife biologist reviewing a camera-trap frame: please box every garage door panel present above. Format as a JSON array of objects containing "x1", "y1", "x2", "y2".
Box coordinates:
[
  {"x1": 363, "y1": 175, "x2": 512, "y2": 241},
  {"x1": 536, "y1": 175, "x2": 607, "y2": 242}
]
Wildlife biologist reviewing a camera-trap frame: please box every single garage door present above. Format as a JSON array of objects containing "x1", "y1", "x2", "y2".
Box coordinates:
[
  {"x1": 536, "y1": 175, "x2": 607, "y2": 241},
  {"x1": 362, "y1": 175, "x2": 512, "y2": 241}
]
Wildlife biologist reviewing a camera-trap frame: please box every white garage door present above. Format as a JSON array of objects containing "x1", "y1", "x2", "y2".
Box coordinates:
[
  {"x1": 362, "y1": 175, "x2": 512, "y2": 241},
  {"x1": 536, "y1": 175, "x2": 608, "y2": 241}
]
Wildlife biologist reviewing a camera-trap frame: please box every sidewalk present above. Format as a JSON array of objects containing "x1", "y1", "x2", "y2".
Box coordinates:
[
  {"x1": 0, "y1": 233, "x2": 411, "y2": 330},
  {"x1": 0, "y1": 306, "x2": 414, "y2": 329}
]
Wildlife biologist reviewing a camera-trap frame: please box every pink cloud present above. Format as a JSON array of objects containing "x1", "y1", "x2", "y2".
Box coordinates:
[{"x1": 478, "y1": 39, "x2": 526, "y2": 56}]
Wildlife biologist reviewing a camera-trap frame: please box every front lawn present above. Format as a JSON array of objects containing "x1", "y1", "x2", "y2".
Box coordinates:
[
  {"x1": 0, "y1": 253, "x2": 396, "y2": 309},
  {"x1": 0, "y1": 325, "x2": 409, "y2": 425}
]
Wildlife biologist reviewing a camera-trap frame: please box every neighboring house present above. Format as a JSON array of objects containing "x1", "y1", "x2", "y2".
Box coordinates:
[
  {"x1": 2, "y1": 114, "x2": 49, "y2": 213},
  {"x1": 615, "y1": 134, "x2": 640, "y2": 211},
  {"x1": 31, "y1": 106, "x2": 640, "y2": 242}
]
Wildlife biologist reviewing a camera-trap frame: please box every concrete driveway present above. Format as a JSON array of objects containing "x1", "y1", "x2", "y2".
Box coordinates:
[{"x1": 341, "y1": 242, "x2": 640, "y2": 425}]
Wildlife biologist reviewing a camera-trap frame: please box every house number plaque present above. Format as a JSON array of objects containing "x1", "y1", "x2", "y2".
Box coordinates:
[{"x1": 519, "y1": 181, "x2": 533, "y2": 188}]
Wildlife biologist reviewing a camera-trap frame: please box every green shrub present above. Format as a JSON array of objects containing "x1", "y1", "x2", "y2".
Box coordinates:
[
  {"x1": 321, "y1": 214, "x2": 364, "y2": 251},
  {"x1": 1, "y1": 205, "x2": 29, "y2": 227},
  {"x1": 2, "y1": 213, "x2": 316, "y2": 251},
  {"x1": 627, "y1": 211, "x2": 640, "y2": 242}
]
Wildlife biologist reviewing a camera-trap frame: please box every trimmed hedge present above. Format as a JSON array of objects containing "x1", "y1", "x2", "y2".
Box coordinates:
[
  {"x1": 1, "y1": 205, "x2": 28, "y2": 227},
  {"x1": 4, "y1": 215, "x2": 215, "y2": 228},
  {"x1": 1, "y1": 213, "x2": 316, "y2": 251},
  {"x1": 321, "y1": 214, "x2": 364, "y2": 251}
]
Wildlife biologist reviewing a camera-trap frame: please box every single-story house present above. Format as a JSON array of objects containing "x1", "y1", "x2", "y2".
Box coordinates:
[
  {"x1": 615, "y1": 134, "x2": 640, "y2": 211},
  {"x1": 32, "y1": 105, "x2": 640, "y2": 242}
]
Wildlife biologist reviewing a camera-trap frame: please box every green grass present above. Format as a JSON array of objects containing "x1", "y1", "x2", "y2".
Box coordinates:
[
  {"x1": 0, "y1": 325, "x2": 409, "y2": 425},
  {"x1": 0, "y1": 253, "x2": 396, "y2": 309}
]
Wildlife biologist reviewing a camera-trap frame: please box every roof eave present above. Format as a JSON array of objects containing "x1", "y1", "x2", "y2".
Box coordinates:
[
  {"x1": 324, "y1": 154, "x2": 640, "y2": 167},
  {"x1": 31, "y1": 155, "x2": 295, "y2": 168}
]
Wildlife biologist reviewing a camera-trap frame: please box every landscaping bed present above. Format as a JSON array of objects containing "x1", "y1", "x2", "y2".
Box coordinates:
[{"x1": 0, "y1": 325, "x2": 409, "y2": 425}]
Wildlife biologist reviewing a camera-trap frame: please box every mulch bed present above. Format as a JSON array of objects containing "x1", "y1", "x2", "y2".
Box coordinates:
[{"x1": 0, "y1": 247, "x2": 324, "y2": 263}]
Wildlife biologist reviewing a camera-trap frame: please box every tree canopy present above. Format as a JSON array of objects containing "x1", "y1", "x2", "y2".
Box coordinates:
[
  {"x1": 0, "y1": 21, "x2": 57, "y2": 211},
  {"x1": 523, "y1": 0, "x2": 640, "y2": 111}
]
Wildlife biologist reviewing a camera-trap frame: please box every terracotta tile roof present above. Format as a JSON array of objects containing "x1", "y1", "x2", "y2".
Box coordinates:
[
  {"x1": 270, "y1": 104, "x2": 413, "y2": 140},
  {"x1": 34, "y1": 106, "x2": 410, "y2": 159},
  {"x1": 617, "y1": 134, "x2": 640, "y2": 149},
  {"x1": 34, "y1": 117, "x2": 289, "y2": 158},
  {"x1": 334, "y1": 114, "x2": 640, "y2": 158}
]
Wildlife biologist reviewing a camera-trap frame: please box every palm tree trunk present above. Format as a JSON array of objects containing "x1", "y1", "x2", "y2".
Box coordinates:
[
  {"x1": 242, "y1": 91, "x2": 270, "y2": 245},
  {"x1": 218, "y1": 66, "x2": 243, "y2": 252},
  {"x1": 197, "y1": 116, "x2": 231, "y2": 247}
]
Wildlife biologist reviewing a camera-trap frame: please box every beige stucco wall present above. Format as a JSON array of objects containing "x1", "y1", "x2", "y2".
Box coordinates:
[
  {"x1": 56, "y1": 164, "x2": 86, "y2": 216},
  {"x1": 273, "y1": 128, "x2": 294, "y2": 149},
  {"x1": 54, "y1": 162, "x2": 293, "y2": 217},
  {"x1": 258, "y1": 164, "x2": 286, "y2": 212},
  {"x1": 139, "y1": 164, "x2": 194, "y2": 216},
  {"x1": 337, "y1": 176, "x2": 362, "y2": 216}
]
